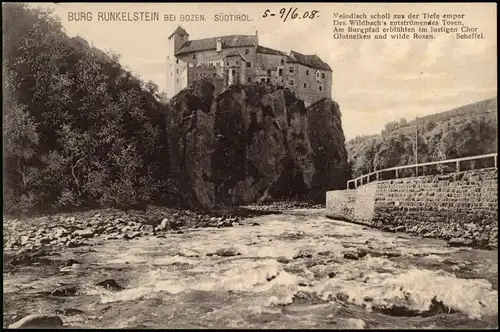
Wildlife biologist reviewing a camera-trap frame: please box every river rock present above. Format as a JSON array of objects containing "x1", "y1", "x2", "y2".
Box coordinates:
[
  {"x1": 159, "y1": 218, "x2": 170, "y2": 231},
  {"x1": 343, "y1": 251, "x2": 365, "y2": 260},
  {"x1": 276, "y1": 256, "x2": 290, "y2": 264},
  {"x1": 51, "y1": 286, "x2": 78, "y2": 297},
  {"x1": 128, "y1": 231, "x2": 141, "y2": 239},
  {"x1": 55, "y1": 308, "x2": 85, "y2": 316},
  {"x1": 66, "y1": 240, "x2": 87, "y2": 248},
  {"x1": 293, "y1": 250, "x2": 314, "y2": 259},
  {"x1": 63, "y1": 259, "x2": 80, "y2": 267},
  {"x1": 215, "y1": 248, "x2": 241, "y2": 257},
  {"x1": 53, "y1": 228, "x2": 69, "y2": 238},
  {"x1": 141, "y1": 224, "x2": 154, "y2": 235},
  {"x1": 95, "y1": 279, "x2": 124, "y2": 291},
  {"x1": 72, "y1": 229, "x2": 94, "y2": 239},
  {"x1": 448, "y1": 238, "x2": 473, "y2": 247},
  {"x1": 8, "y1": 314, "x2": 63, "y2": 329}
]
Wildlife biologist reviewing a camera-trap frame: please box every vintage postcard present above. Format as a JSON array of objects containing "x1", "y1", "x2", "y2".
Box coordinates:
[{"x1": 3, "y1": 2, "x2": 497, "y2": 329}]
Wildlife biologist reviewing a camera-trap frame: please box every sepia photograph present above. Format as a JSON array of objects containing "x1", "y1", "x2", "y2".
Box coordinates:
[{"x1": 2, "y1": 2, "x2": 497, "y2": 329}]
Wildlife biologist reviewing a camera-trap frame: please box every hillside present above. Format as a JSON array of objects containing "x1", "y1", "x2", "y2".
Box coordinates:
[{"x1": 347, "y1": 97, "x2": 498, "y2": 178}]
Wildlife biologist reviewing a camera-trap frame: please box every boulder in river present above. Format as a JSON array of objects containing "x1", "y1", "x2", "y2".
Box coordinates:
[
  {"x1": 95, "y1": 279, "x2": 124, "y2": 291},
  {"x1": 8, "y1": 314, "x2": 63, "y2": 329},
  {"x1": 51, "y1": 286, "x2": 78, "y2": 297},
  {"x1": 215, "y1": 248, "x2": 241, "y2": 257},
  {"x1": 55, "y1": 308, "x2": 85, "y2": 316},
  {"x1": 448, "y1": 238, "x2": 473, "y2": 247}
]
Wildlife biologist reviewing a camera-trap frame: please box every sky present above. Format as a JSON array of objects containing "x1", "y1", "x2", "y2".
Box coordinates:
[{"x1": 30, "y1": 3, "x2": 497, "y2": 139}]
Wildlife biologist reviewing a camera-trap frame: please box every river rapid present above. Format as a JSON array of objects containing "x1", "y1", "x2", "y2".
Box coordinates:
[{"x1": 3, "y1": 209, "x2": 498, "y2": 329}]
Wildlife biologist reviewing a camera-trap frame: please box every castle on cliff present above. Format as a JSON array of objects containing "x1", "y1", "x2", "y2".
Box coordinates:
[{"x1": 166, "y1": 26, "x2": 333, "y2": 106}]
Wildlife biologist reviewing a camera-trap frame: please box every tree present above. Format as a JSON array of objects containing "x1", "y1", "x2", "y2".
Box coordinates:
[
  {"x1": 424, "y1": 119, "x2": 437, "y2": 131},
  {"x1": 399, "y1": 117, "x2": 408, "y2": 127}
]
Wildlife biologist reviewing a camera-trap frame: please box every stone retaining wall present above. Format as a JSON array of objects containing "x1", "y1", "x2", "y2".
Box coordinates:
[{"x1": 326, "y1": 169, "x2": 498, "y2": 248}]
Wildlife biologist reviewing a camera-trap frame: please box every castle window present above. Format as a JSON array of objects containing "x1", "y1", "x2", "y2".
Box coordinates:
[
  {"x1": 176, "y1": 69, "x2": 179, "y2": 74},
  {"x1": 236, "y1": 61, "x2": 239, "y2": 65},
  {"x1": 176, "y1": 79, "x2": 179, "y2": 83},
  {"x1": 192, "y1": 54, "x2": 196, "y2": 60},
  {"x1": 316, "y1": 71, "x2": 320, "y2": 78},
  {"x1": 289, "y1": 67, "x2": 294, "y2": 73},
  {"x1": 319, "y1": 85, "x2": 323, "y2": 91},
  {"x1": 289, "y1": 80, "x2": 294, "y2": 85},
  {"x1": 261, "y1": 78, "x2": 266, "y2": 83},
  {"x1": 303, "y1": 83, "x2": 307, "y2": 88},
  {"x1": 266, "y1": 78, "x2": 271, "y2": 84},
  {"x1": 321, "y1": 73, "x2": 325, "y2": 79},
  {"x1": 248, "y1": 77, "x2": 252, "y2": 82},
  {"x1": 213, "y1": 73, "x2": 217, "y2": 78},
  {"x1": 281, "y1": 59, "x2": 285, "y2": 65},
  {"x1": 226, "y1": 62, "x2": 229, "y2": 66},
  {"x1": 306, "y1": 70, "x2": 309, "y2": 75},
  {"x1": 246, "y1": 62, "x2": 252, "y2": 67},
  {"x1": 245, "y1": 49, "x2": 249, "y2": 55},
  {"x1": 176, "y1": 59, "x2": 179, "y2": 64},
  {"x1": 278, "y1": 68, "x2": 283, "y2": 76},
  {"x1": 267, "y1": 69, "x2": 271, "y2": 76}
]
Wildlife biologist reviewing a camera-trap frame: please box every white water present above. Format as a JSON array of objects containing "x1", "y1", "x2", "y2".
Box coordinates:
[{"x1": 3, "y1": 209, "x2": 498, "y2": 329}]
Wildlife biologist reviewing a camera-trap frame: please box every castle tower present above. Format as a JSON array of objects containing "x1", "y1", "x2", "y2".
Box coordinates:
[{"x1": 166, "y1": 26, "x2": 189, "y2": 98}]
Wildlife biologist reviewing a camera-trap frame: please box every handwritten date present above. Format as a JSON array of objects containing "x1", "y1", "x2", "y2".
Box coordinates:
[{"x1": 262, "y1": 8, "x2": 319, "y2": 22}]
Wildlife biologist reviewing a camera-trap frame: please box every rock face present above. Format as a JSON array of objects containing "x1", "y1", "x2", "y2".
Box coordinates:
[{"x1": 167, "y1": 80, "x2": 349, "y2": 208}]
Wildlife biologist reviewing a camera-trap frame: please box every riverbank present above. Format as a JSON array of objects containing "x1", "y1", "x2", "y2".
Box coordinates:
[
  {"x1": 3, "y1": 202, "x2": 325, "y2": 253},
  {"x1": 2, "y1": 205, "x2": 278, "y2": 253}
]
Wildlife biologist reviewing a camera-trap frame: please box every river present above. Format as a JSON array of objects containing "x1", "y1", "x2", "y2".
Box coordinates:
[{"x1": 3, "y1": 209, "x2": 498, "y2": 329}]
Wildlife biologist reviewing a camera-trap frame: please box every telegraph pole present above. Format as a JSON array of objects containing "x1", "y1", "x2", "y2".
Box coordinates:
[{"x1": 415, "y1": 122, "x2": 418, "y2": 176}]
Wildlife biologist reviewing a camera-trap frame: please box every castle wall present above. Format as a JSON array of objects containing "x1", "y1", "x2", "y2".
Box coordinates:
[
  {"x1": 173, "y1": 59, "x2": 189, "y2": 96},
  {"x1": 256, "y1": 53, "x2": 287, "y2": 86},
  {"x1": 285, "y1": 63, "x2": 331, "y2": 105},
  {"x1": 177, "y1": 47, "x2": 257, "y2": 69},
  {"x1": 176, "y1": 46, "x2": 258, "y2": 88},
  {"x1": 166, "y1": 33, "x2": 189, "y2": 98}
]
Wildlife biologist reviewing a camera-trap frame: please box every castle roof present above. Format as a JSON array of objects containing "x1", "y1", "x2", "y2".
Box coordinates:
[
  {"x1": 176, "y1": 35, "x2": 257, "y2": 55},
  {"x1": 287, "y1": 50, "x2": 332, "y2": 72},
  {"x1": 256, "y1": 45, "x2": 287, "y2": 56},
  {"x1": 168, "y1": 26, "x2": 189, "y2": 39}
]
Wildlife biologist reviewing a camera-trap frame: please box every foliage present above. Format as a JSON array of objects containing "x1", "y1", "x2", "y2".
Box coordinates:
[{"x1": 3, "y1": 3, "x2": 176, "y2": 214}]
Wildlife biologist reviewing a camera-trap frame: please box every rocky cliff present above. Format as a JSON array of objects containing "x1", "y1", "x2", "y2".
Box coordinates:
[{"x1": 166, "y1": 80, "x2": 349, "y2": 208}]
